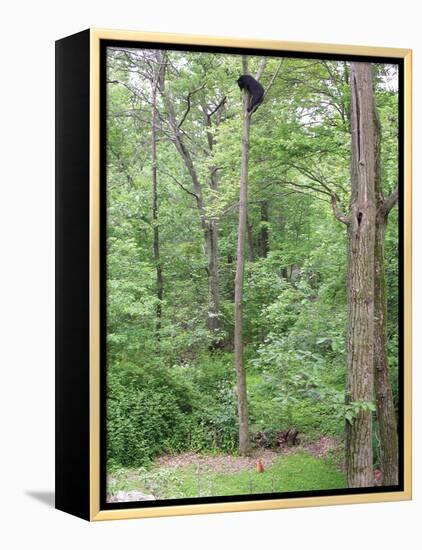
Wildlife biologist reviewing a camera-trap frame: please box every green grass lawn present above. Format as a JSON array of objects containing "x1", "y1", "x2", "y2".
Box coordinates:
[{"x1": 108, "y1": 450, "x2": 346, "y2": 500}]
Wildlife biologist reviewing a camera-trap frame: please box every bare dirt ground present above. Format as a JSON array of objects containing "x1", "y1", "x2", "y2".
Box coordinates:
[
  {"x1": 302, "y1": 436, "x2": 340, "y2": 458},
  {"x1": 155, "y1": 436, "x2": 340, "y2": 474}
]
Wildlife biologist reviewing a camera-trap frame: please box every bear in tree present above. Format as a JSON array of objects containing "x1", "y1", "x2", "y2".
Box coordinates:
[{"x1": 237, "y1": 75, "x2": 265, "y2": 114}]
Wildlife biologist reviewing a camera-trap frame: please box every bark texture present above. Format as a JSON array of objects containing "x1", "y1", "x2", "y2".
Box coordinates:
[
  {"x1": 371, "y1": 87, "x2": 399, "y2": 485},
  {"x1": 345, "y1": 62, "x2": 377, "y2": 488},
  {"x1": 374, "y1": 212, "x2": 399, "y2": 485}
]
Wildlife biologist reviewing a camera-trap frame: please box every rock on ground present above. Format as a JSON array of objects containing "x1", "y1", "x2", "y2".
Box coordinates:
[{"x1": 108, "y1": 491, "x2": 156, "y2": 503}]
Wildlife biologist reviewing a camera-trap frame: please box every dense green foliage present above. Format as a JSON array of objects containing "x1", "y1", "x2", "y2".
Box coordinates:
[
  {"x1": 105, "y1": 48, "x2": 399, "y2": 483},
  {"x1": 107, "y1": 354, "x2": 239, "y2": 467}
]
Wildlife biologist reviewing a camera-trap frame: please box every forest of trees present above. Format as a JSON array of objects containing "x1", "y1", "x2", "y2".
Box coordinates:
[{"x1": 105, "y1": 47, "x2": 400, "y2": 501}]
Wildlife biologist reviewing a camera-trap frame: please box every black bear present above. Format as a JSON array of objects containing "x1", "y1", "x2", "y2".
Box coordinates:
[{"x1": 237, "y1": 75, "x2": 265, "y2": 114}]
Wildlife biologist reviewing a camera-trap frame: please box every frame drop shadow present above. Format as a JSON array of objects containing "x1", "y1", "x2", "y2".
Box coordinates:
[{"x1": 26, "y1": 491, "x2": 55, "y2": 508}]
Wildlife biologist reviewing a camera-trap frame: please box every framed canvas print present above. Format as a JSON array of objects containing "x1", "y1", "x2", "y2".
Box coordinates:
[{"x1": 55, "y1": 28, "x2": 412, "y2": 521}]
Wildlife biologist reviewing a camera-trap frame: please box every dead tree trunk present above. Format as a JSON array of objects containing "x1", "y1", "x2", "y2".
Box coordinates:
[
  {"x1": 345, "y1": 62, "x2": 377, "y2": 488},
  {"x1": 234, "y1": 56, "x2": 251, "y2": 456}
]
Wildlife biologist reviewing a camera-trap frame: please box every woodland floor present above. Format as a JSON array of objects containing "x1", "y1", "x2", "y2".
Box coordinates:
[
  {"x1": 155, "y1": 436, "x2": 340, "y2": 473},
  {"x1": 107, "y1": 437, "x2": 347, "y2": 502}
]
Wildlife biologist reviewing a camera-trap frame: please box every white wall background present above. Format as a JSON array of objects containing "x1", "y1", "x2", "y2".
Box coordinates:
[{"x1": 1, "y1": 0, "x2": 419, "y2": 548}]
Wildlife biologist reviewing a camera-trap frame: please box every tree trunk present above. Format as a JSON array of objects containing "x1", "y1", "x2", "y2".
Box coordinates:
[
  {"x1": 345, "y1": 62, "x2": 377, "y2": 488},
  {"x1": 371, "y1": 84, "x2": 399, "y2": 486},
  {"x1": 205, "y1": 219, "x2": 222, "y2": 335},
  {"x1": 164, "y1": 92, "x2": 223, "y2": 342},
  {"x1": 373, "y1": 213, "x2": 399, "y2": 485},
  {"x1": 246, "y1": 215, "x2": 255, "y2": 261},
  {"x1": 234, "y1": 56, "x2": 251, "y2": 456},
  {"x1": 258, "y1": 200, "x2": 269, "y2": 258},
  {"x1": 151, "y1": 72, "x2": 163, "y2": 336},
  {"x1": 204, "y1": 105, "x2": 223, "y2": 340}
]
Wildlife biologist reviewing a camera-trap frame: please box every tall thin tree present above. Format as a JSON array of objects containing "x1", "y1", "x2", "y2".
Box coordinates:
[
  {"x1": 162, "y1": 79, "x2": 225, "y2": 345},
  {"x1": 234, "y1": 56, "x2": 252, "y2": 456},
  {"x1": 151, "y1": 52, "x2": 165, "y2": 336}
]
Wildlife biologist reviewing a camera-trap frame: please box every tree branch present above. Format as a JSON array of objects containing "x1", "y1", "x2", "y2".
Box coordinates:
[
  {"x1": 255, "y1": 58, "x2": 268, "y2": 81},
  {"x1": 207, "y1": 96, "x2": 227, "y2": 118},
  {"x1": 288, "y1": 162, "x2": 340, "y2": 197},
  {"x1": 331, "y1": 194, "x2": 350, "y2": 225},
  {"x1": 382, "y1": 186, "x2": 399, "y2": 216},
  {"x1": 262, "y1": 59, "x2": 284, "y2": 103},
  {"x1": 158, "y1": 168, "x2": 199, "y2": 201},
  {"x1": 178, "y1": 83, "x2": 206, "y2": 128}
]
